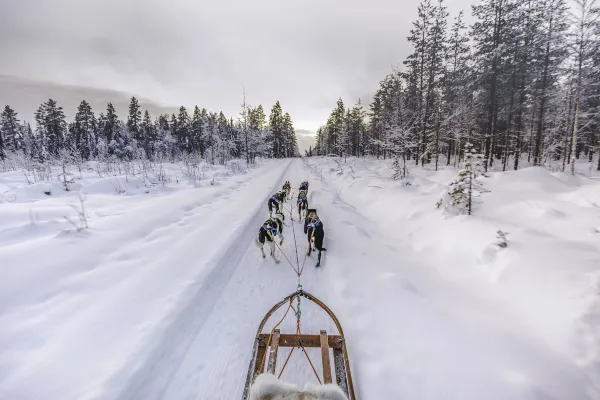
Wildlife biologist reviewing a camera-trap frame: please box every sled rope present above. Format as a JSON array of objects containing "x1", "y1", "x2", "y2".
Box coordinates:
[
  {"x1": 277, "y1": 296, "x2": 322, "y2": 385},
  {"x1": 259, "y1": 298, "x2": 294, "y2": 373},
  {"x1": 289, "y1": 203, "x2": 302, "y2": 279},
  {"x1": 299, "y1": 232, "x2": 314, "y2": 276},
  {"x1": 266, "y1": 230, "x2": 299, "y2": 275}
]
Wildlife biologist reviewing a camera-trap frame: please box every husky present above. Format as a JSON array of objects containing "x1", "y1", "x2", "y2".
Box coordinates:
[
  {"x1": 297, "y1": 189, "x2": 308, "y2": 219},
  {"x1": 304, "y1": 211, "x2": 326, "y2": 267},
  {"x1": 282, "y1": 181, "x2": 291, "y2": 200},
  {"x1": 268, "y1": 191, "x2": 286, "y2": 215},
  {"x1": 255, "y1": 212, "x2": 285, "y2": 263}
]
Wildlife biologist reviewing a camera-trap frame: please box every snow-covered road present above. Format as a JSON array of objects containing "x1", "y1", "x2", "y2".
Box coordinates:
[{"x1": 2, "y1": 158, "x2": 596, "y2": 400}]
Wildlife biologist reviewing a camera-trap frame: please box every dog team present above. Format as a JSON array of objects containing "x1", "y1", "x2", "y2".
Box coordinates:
[{"x1": 255, "y1": 180, "x2": 326, "y2": 267}]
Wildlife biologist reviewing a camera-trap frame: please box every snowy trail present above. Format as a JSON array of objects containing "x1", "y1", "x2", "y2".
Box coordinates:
[{"x1": 120, "y1": 159, "x2": 336, "y2": 400}]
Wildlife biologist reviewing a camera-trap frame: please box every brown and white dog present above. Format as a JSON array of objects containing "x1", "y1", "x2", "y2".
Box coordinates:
[{"x1": 282, "y1": 181, "x2": 291, "y2": 200}]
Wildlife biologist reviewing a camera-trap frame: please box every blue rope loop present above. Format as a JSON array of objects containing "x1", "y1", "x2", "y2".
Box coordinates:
[{"x1": 295, "y1": 296, "x2": 301, "y2": 319}]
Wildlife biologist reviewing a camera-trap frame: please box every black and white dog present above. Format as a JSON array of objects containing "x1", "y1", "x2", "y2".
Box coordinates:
[
  {"x1": 282, "y1": 181, "x2": 291, "y2": 200},
  {"x1": 297, "y1": 189, "x2": 308, "y2": 219},
  {"x1": 268, "y1": 191, "x2": 286, "y2": 216},
  {"x1": 304, "y1": 209, "x2": 326, "y2": 267},
  {"x1": 255, "y1": 212, "x2": 285, "y2": 263}
]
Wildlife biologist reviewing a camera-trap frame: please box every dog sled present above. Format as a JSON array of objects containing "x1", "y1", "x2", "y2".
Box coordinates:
[{"x1": 242, "y1": 289, "x2": 356, "y2": 400}]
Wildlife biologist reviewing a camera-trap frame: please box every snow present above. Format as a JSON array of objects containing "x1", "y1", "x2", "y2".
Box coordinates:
[
  {"x1": 304, "y1": 156, "x2": 600, "y2": 399},
  {"x1": 1, "y1": 156, "x2": 599, "y2": 400}
]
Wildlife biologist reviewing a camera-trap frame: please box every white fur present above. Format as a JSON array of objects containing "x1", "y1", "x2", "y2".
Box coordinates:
[
  {"x1": 255, "y1": 236, "x2": 279, "y2": 263},
  {"x1": 249, "y1": 374, "x2": 348, "y2": 400},
  {"x1": 270, "y1": 213, "x2": 285, "y2": 244}
]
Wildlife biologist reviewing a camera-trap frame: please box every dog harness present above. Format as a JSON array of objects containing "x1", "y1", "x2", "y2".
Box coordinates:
[
  {"x1": 264, "y1": 224, "x2": 278, "y2": 236},
  {"x1": 270, "y1": 195, "x2": 280, "y2": 204},
  {"x1": 308, "y1": 219, "x2": 321, "y2": 230},
  {"x1": 297, "y1": 197, "x2": 306, "y2": 205}
]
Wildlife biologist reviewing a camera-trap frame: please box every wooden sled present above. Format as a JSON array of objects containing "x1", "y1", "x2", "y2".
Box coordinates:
[{"x1": 242, "y1": 289, "x2": 356, "y2": 400}]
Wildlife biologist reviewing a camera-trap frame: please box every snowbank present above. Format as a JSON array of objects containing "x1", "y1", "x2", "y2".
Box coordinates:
[
  {"x1": 303, "y1": 156, "x2": 600, "y2": 399},
  {"x1": 0, "y1": 158, "x2": 289, "y2": 400}
]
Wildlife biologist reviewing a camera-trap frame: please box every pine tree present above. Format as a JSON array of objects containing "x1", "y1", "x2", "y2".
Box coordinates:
[
  {"x1": 566, "y1": 0, "x2": 599, "y2": 175},
  {"x1": 269, "y1": 101, "x2": 285, "y2": 158},
  {"x1": 102, "y1": 103, "x2": 119, "y2": 155},
  {"x1": 176, "y1": 106, "x2": 191, "y2": 154},
  {"x1": 35, "y1": 99, "x2": 67, "y2": 158},
  {"x1": 190, "y1": 106, "x2": 203, "y2": 158},
  {"x1": 141, "y1": 110, "x2": 154, "y2": 159},
  {"x1": 73, "y1": 100, "x2": 97, "y2": 159},
  {"x1": 127, "y1": 97, "x2": 142, "y2": 144},
  {"x1": 444, "y1": 142, "x2": 485, "y2": 215},
  {"x1": 443, "y1": 10, "x2": 472, "y2": 168},
  {"x1": 532, "y1": 0, "x2": 570, "y2": 166},
  {"x1": 0, "y1": 105, "x2": 20, "y2": 153}
]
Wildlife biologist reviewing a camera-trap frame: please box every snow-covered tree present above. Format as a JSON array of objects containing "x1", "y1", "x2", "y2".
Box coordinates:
[{"x1": 443, "y1": 142, "x2": 485, "y2": 215}]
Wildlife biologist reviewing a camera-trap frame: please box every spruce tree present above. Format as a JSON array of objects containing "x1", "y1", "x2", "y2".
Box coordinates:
[
  {"x1": 35, "y1": 99, "x2": 67, "y2": 158},
  {"x1": 141, "y1": 110, "x2": 154, "y2": 159},
  {"x1": 0, "y1": 105, "x2": 20, "y2": 153},
  {"x1": 103, "y1": 103, "x2": 119, "y2": 154},
  {"x1": 73, "y1": 100, "x2": 97, "y2": 159},
  {"x1": 176, "y1": 106, "x2": 190, "y2": 154},
  {"x1": 269, "y1": 101, "x2": 284, "y2": 158},
  {"x1": 127, "y1": 97, "x2": 142, "y2": 144}
]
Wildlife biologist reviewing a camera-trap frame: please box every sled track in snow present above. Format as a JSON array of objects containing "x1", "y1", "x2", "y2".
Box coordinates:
[{"x1": 116, "y1": 161, "x2": 293, "y2": 400}]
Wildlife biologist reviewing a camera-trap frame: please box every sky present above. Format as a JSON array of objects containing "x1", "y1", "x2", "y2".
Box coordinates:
[{"x1": 0, "y1": 0, "x2": 473, "y2": 153}]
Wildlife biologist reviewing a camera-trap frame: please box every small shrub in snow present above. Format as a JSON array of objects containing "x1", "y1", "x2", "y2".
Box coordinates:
[
  {"x1": 113, "y1": 179, "x2": 126, "y2": 194},
  {"x1": 59, "y1": 161, "x2": 75, "y2": 191},
  {"x1": 334, "y1": 159, "x2": 344, "y2": 175},
  {"x1": 392, "y1": 156, "x2": 411, "y2": 184},
  {"x1": 64, "y1": 192, "x2": 89, "y2": 232},
  {"x1": 495, "y1": 230, "x2": 508, "y2": 248},
  {"x1": 437, "y1": 142, "x2": 485, "y2": 215}
]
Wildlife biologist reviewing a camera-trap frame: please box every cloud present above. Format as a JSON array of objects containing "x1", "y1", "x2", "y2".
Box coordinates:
[
  {"x1": 0, "y1": 0, "x2": 474, "y2": 132},
  {"x1": 0, "y1": 74, "x2": 179, "y2": 122}
]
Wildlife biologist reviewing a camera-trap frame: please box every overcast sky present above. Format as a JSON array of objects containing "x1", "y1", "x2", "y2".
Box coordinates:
[{"x1": 0, "y1": 0, "x2": 473, "y2": 152}]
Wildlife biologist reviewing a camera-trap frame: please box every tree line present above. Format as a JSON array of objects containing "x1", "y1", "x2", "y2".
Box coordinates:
[
  {"x1": 311, "y1": 0, "x2": 600, "y2": 176},
  {"x1": 0, "y1": 97, "x2": 300, "y2": 165}
]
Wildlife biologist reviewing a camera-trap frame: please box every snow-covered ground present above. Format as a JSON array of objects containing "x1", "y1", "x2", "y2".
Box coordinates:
[
  {"x1": 1, "y1": 156, "x2": 599, "y2": 400},
  {"x1": 304, "y1": 156, "x2": 600, "y2": 399}
]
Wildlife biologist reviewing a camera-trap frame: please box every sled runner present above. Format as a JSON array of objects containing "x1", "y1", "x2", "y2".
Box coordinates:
[{"x1": 242, "y1": 289, "x2": 356, "y2": 400}]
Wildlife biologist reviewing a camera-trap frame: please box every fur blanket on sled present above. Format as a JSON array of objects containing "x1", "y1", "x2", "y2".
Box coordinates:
[{"x1": 249, "y1": 374, "x2": 348, "y2": 400}]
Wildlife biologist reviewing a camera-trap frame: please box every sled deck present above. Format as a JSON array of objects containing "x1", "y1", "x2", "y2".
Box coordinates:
[{"x1": 242, "y1": 289, "x2": 356, "y2": 400}]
